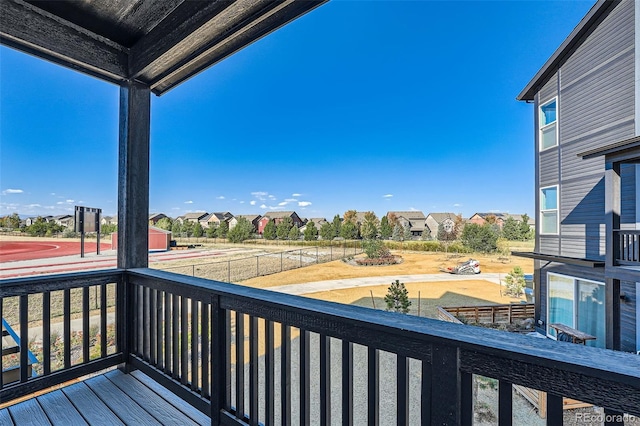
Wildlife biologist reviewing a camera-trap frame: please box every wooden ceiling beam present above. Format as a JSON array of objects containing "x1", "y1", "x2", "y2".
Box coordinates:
[{"x1": 0, "y1": 0, "x2": 128, "y2": 84}]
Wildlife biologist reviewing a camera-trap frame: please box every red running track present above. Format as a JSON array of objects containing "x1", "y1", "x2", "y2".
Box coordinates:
[{"x1": 0, "y1": 241, "x2": 112, "y2": 262}]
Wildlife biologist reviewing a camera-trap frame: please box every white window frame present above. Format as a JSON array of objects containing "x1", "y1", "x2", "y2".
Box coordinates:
[
  {"x1": 540, "y1": 185, "x2": 559, "y2": 235},
  {"x1": 539, "y1": 97, "x2": 558, "y2": 151},
  {"x1": 546, "y1": 272, "x2": 605, "y2": 346}
]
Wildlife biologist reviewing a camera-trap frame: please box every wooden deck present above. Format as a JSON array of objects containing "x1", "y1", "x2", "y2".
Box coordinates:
[{"x1": 0, "y1": 369, "x2": 209, "y2": 426}]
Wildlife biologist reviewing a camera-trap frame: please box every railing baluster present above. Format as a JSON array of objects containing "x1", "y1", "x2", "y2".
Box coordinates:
[
  {"x1": 172, "y1": 293, "x2": 179, "y2": 378},
  {"x1": 397, "y1": 355, "x2": 409, "y2": 425},
  {"x1": 421, "y1": 359, "x2": 431, "y2": 426},
  {"x1": 43, "y1": 292, "x2": 51, "y2": 374},
  {"x1": 201, "y1": 301, "x2": 210, "y2": 398},
  {"x1": 249, "y1": 316, "x2": 259, "y2": 426},
  {"x1": 156, "y1": 290, "x2": 163, "y2": 369},
  {"x1": 83, "y1": 286, "x2": 90, "y2": 363},
  {"x1": 191, "y1": 298, "x2": 198, "y2": 392},
  {"x1": 164, "y1": 290, "x2": 171, "y2": 375},
  {"x1": 135, "y1": 285, "x2": 142, "y2": 356},
  {"x1": 211, "y1": 295, "x2": 226, "y2": 425},
  {"x1": 546, "y1": 393, "x2": 563, "y2": 425},
  {"x1": 226, "y1": 310, "x2": 232, "y2": 407},
  {"x1": 0, "y1": 296, "x2": 3, "y2": 388},
  {"x1": 342, "y1": 340, "x2": 353, "y2": 426},
  {"x1": 100, "y1": 284, "x2": 107, "y2": 358},
  {"x1": 63, "y1": 289, "x2": 71, "y2": 369},
  {"x1": 281, "y1": 324, "x2": 291, "y2": 426},
  {"x1": 236, "y1": 312, "x2": 245, "y2": 418},
  {"x1": 143, "y1": 286, "x2": 150, "y2": 361},
  {"x1": 181, "y1": 296, "x2": 188, "y2": 385},
  {"x1": 19, "y1": 295, "x2": 28, "y2": 382},
  {"x1": 320, "y1": 334, "x2": 331, "y2": 425},
  {"x1": 368, "y1": 347, "x2": 379, "y2": 426},
  {"x1": 265, "y1": 320, "x2": 274, "y2": 425},
  {"x1": 150, "y1": 288, "x2": 157, "y2": 365},
  {"x1": 300, "y1": 330, "x2": 310, "y2": 426},
  {"x1": 461, "y1": 372, "x2": 473, "y2": 425},
  {"x1": 498, "y1": 380, "x2": 513, "y2": 426}
]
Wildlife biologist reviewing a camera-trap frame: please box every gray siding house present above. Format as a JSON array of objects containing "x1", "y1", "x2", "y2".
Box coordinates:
[{"x1": 516, "y1": 0, "x2": 639, "y2": 353}]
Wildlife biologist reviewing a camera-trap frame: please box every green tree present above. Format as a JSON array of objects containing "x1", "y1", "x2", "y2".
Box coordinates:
[
  {"x1": 288, "y1": 225, "x2": 300, "y2": 241},
  {"x1": 228, "y1": 217, "x2": 254, "y2": 243},
  {"x1": 362, "y1": 239, "x2": 391, "y2": 259},
  {"x1": 392, "y1": 223, "x2": 404, "y2": 241},
  {"x1": 437, "y1": 223, "x2": 457, "y2": 242},
  {"x1": 206, "y1": 223, "x2": 218, "y2": 238},
  {"x1": 403, "y1": 223, "x2": 412, "y2": 241},
  {"x1": 155, "y1": 217, "x2": 172, "y2": 231},
  {"x1": 276, "y1": 217, "x2": 293, "y2": 239},
  {"x1": 171, "y1": 220, "x2": 182, "y2": 235},
  {"x1": 101, "y1": 223, "x2": 117, "y2": 236},
  {"x1": 384, "y1": 279, "x2": 411, "y2": 314},
  {"x1": 519, "y1": 214, "x2": 533, "y2": 240},
  {"x1": 193, "y1": 222, "x2": 203, "y2": 238},
  {"x1": 361, "y1": 211, "x2": 379, "y2": 240},
  {"x1": 319, "y1": 222, "x2": 333, "y2": 240},
  {"x1": 3, "y1": 213, "x2": 21, "y2": 229},
  {"x1": 216, "y1": 220, "x2": 229, "y2": 238},
  {"x1": 504, "y1": 266, "x2": 526, "y2": 297},
  {"x1": 182, "y1": 220, "x2": 194, "y2": 237},
  {"x1": 340, "y1": 221, "x2": 358, "y2": 239},
  {"x1": 331, "y1": 215, "x2": 342, "y2": 239},
  {"x1": 501, "y1": 217, "x2": 520, "y2": 240},
  {"x1": 379, "y1": 215, "x2": 392, "y2": 239},
  {"x1": 461, "y1": 223, "x2": 499, "y2": 252},
  {"x1": 304, "y1": 222, "x2": 318, "y2": 241},
  {"x1": 263, "y1": 221, "x2": 276, "y2": 240}
]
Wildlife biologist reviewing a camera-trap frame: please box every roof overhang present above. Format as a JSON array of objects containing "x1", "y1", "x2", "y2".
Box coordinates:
[
  {"x1": 578, "y1": 135, "x2": 640, "y2": 163},
  {"x1": 516, "y1": 0, "x2": 619, "y2": 102},
  {"x1": 1, "y1": 0, "x2": 327, "y2": 95},
  {"x1": 512, "y1": 251, "x2": 605, "y2": 268}
]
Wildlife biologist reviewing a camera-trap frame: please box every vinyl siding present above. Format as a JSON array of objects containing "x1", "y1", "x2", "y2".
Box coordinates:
[{"x1": 621, "y1": 164, "x2": 637, "y2": 227}]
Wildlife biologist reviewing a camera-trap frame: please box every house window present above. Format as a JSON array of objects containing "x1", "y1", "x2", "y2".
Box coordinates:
[
  {"x1": 539, "y1": 98, "x2": 557, "y2": 150},
  {"x1": 547, "y1": 273, "x2": 605, "y2": 348},
  {"x1": 540, "y1": 185, "x2": 558, "y2": 234}
]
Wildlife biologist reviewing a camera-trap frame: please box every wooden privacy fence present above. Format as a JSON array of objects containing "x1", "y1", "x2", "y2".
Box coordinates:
[{"x1": 437, "y1": 303, "x2": 535, "y2": 325}]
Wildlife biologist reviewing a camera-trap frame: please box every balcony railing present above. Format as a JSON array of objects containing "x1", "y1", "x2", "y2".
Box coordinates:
[
  {"x1": 2, "y1": 269, "x2": 640, "y2": 424},
  {"x1": 615, "y1": 230, "x2": 640, "y2": 266}
]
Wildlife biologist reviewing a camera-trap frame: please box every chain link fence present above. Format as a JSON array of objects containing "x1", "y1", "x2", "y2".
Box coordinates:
[{"x1": 161, "y1": 242, "x2": 362, "y2": 283}]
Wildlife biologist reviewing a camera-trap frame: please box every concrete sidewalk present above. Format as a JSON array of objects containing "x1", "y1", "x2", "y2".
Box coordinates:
[{"x1": 267, "y1": 273, "x2": 504, "y2": 295}]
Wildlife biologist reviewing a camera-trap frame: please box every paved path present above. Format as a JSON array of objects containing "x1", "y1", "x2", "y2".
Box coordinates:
[{"x1": 267, "y1": 273, "x2": 504, "y2": 295}]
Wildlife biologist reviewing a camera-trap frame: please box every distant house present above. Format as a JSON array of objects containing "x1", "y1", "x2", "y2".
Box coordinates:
[
  {"x1": 234, "y1": 215, "x2": 262, "y2": 232},
  {"x1": 300, "y1": 217, "x2": 327, "y2": 234},
  {"x1": 179, "y1": 212, "x2": 208, "y2": 224},
  {"x1": 53, "y1": 215, "x2": 75, "y2": 228},
  {"x1": 257, "y1": 211, "x2": 303, "y2": 235},
  {"x1": 149, "y1": 213, "x2": 168, "y2": 225},
  {"x1": 424, "y1": 213, "x2": 458, "y2": 239},
  {"x1": 468, "y1": 213, "x2": 530, "y2": 230},
  {"x1": 387, "y1": 211, "x2": 426, "y2": 237},
  {"x1": 101, "y1": 216, "x2": 117, "y2": 226},
  {"x1": 205, "y1": 212, "x2": 234, "y2": 228}
]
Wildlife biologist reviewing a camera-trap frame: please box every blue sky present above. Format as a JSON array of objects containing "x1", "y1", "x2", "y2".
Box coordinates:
[{"x1": 1, "y1": 0, "x2": 594, "y2": 220}]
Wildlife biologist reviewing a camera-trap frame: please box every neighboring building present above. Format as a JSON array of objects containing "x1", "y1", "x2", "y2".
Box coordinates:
[
  {"x1": 387, "y1": 211, "x2": 426, "y2": 237},
  {"x1": 424, "y1": 213, "x2": 458, "y2": 240},
  {"x1": 468, "y1": 213, "x2": 528, "y2": 230},
  {"x1": 257, "y1": 211, "x2": 304, "y2": 235},
  {"x1": 205, "y1": 212, "x2": 234, "y2": 228},
  {"x1": 515, "y1": 0, "x2": 639, "y2": 352},
  {"x1": 179, "y1": 212, "x2": 208, "y2": 224},
  {"x1": 149, "y1": 213, "x2": 168, "y2": 225},
  {"x1": 234, "y1": 214, "x2": 262, "y2": 232},
  {"x1": 52, "y1": 214, "x2": 74, "y2": 228},
  {"x1": 101, "y1": 216, "x2": 117, "y2": 226},
  {"x1": 300, "y1": 217, "x2": 327, "y2": 234}
]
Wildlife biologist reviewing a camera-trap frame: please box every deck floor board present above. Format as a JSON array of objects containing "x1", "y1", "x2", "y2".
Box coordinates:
[{"x1": 0, "y1": 369, "x2": 210, "y2": 426}]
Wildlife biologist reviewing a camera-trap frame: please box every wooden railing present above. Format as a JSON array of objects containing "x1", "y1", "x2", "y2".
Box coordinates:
[
  {"x1": 3, "y1": 269, "x2": 640, "y2": 424},
  {"x1": 615, "y1": 230, "x2": 640, "y2": 265},
  {"x1": 437, "y1": 303, "x2": 535, "y2": 326},
  {"x1": 1, "y1": 270, "x2": 124, "y2": 403}
]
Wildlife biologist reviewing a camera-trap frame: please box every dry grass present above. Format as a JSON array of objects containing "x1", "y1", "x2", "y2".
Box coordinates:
[
  {"x1": 241, "y1": 250, "x2": 534, "y2": 289},
  {"x1": 303, "y1": 280, "x2": 526, "y2": 319}
]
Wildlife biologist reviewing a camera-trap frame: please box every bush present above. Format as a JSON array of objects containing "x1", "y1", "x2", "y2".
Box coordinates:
[
  {"x1": 461, "y1": 224, "x2": 498, "y2": 252},
  {"x1": 384, "y1": 279, "x2": 411, "y2": 313},
  {"x1": 504, "y1": 266, "x2": 526, "y2": 297},
  {"x1": 362, "y1": 239, "x2": 391, "y2": 259}
]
